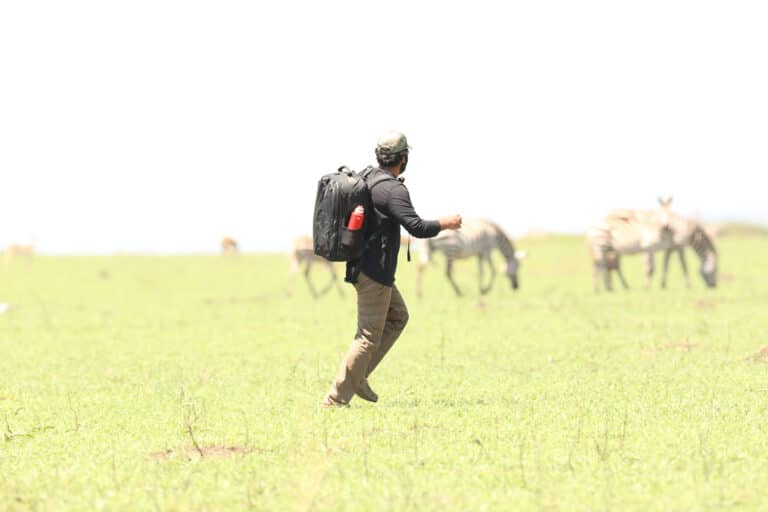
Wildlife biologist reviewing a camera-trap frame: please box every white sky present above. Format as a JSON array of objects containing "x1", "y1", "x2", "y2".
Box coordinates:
[{"x1": 1, "y1": 1, "x2": 766, "y2": 253}]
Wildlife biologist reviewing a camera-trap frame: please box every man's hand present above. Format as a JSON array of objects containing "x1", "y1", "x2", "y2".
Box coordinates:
[{"x1": 439, "y1": 214, "x2": 462, "y2": 230}]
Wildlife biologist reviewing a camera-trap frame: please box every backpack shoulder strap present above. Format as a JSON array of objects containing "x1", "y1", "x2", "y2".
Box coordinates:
[{"x1": 363, "y1": 167, "x2": 397, "y2": 191}]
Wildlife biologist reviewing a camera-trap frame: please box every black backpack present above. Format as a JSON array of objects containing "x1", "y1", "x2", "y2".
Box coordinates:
[{"x1": 312, "y1": 166, "x2": 394, "y2": 261}]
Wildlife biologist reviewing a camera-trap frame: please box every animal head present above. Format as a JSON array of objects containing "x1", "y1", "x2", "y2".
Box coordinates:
[
  {"x1": 657, "y1": 196, "x2": 673, "y2": 208},
  {"x1": 700, "y1": 254, "x2": 718, "y2": 288},
  {"x1": 691, "y1": 227, "x2": 718, "y2": 288},
  {"x1": 656, "y1": 196, "x2": 675, "y2": 230},
  {"x1": 505, "y1": 250, "x2": 527, "y2": 290}
]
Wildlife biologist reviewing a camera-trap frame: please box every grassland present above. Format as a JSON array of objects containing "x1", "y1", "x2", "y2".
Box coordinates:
[{"x1": 1, "y1": 235, "x2": 767, "y2": 511}]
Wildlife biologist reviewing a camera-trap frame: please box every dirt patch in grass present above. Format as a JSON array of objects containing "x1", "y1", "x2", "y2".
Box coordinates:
[
  {"x1": 659, "y1": 342, "x2": 700, "y2": 351},
  {"x1": 694, "y1": 298, "x2": 718, "y2": 309},
  {"x1": 150, "y1": 445, "x2": 257, "y2": 460},
  {"x1": 203, "y1": 296, "x2": 272, "y2": 306}
]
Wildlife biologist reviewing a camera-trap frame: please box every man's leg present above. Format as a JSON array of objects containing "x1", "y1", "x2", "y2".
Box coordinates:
[
  {"x1": 324, "y1": 274, "x2": 392, "y2": 405},
  {"x1": 366, "y1": 284, "x2": 409, "y2": 378}
]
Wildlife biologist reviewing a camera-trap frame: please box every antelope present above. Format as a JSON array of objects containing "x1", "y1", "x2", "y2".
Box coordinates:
[
  {"x1": 220, "y1": 237, "x2": 239, "y2": 255},
  {"x1": 415, "y1": 219, "x2": 526, "y2": 297},
  {"x1": 287, "y1": 235, "x2": 343, "y2": 298},
  {"x1": 4, "y1": 244, "x2": 34, "y2": 269},
  {"x1": 588, "y1": 198, "x2": 718, "y2": 291}
]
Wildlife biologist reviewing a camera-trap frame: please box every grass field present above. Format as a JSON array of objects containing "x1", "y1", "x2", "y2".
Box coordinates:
[{"x1": 2, "y1": 235, "x2": 767, "y2": 511}]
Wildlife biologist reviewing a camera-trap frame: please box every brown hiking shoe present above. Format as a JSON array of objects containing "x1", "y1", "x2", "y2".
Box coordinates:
[
  {"x1": 356, "y1": 379, "x2": 378, "y2": 403},
  {"x1": 320, "y1": 395, "x2": 349, "y2": 408}
]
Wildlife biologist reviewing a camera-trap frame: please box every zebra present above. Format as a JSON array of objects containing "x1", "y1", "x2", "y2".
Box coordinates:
[
  {"x1": 415, "y1": 218, "x2": 526, "y2": 297},
  {"x1": 286, "y1": 235, "x2": 344, "y2": 298},
  {"x1": 658, "y1": 222, "x2": 718, "y2": 288},
  {"x1": 588, "y1": 199, "x2": 718, "y2": 291}
]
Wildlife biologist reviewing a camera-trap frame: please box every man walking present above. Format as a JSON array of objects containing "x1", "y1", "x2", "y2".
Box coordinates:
[{"x1": 322, "y1": 131, "x2": 462, "y2": 407}]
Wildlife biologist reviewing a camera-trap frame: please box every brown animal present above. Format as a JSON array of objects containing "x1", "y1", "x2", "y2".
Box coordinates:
[
  {"x1": 4, "y1": 244, "x2": 34, "y2": 269},
  {"x1": 220, "y1": 237, "x2": 239, "y2": 255},
  {"x1": 287, "y1": 236, "x2": 343, "y2": 298}
]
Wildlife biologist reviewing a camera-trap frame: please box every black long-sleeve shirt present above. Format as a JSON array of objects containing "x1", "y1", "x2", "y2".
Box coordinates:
[{"x1": 346, "y1": 168, "x2": 441, "y2": 286}]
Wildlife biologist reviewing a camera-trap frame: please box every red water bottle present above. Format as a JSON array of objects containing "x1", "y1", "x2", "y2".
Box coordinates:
[{"x1": 347, "y1": 205, "x2": 365, "y2": 231}]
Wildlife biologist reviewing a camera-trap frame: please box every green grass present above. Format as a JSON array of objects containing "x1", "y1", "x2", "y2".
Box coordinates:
[{"x1": 1, "y1": 236, "x2": 767, "y2": 511}]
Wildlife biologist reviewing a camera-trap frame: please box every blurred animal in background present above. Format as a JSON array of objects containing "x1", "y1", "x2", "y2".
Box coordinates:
[
  {"x1": 4, "y1": 244, "x2": 35, "y2": 269},
  {"x1": 220, "y1": 237, "x2": 239, "y2": 255},
  {"x1": 588, "y1": 197, "x2": 718, "y2": 291},
  {"x1": 587, "y1": 226, "x2": 631, "y2": 292},
  {"x1": 655, "y1": 198, "x2": 718, "y2": 288},
  {"x1": 415, "y1": 218, "x2": 526, "y2": 297},
  {"x1": 287, "y1": 235, "x2": 343, "y2": 298},
  {"x1": 682, "y1": 225, "x2": 718, "y2": 287},
  {"x1": 400, "y1": 233, "x2": 414, "y2": 260}
]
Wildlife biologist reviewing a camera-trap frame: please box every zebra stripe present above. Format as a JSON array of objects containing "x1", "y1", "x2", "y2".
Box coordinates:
[{"x1": 417, "y1": 219, "x2": 522, "y2": 296}]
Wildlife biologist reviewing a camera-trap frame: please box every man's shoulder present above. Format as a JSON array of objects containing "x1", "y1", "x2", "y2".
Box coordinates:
[
  {"x1": 366, "y1": 167, "x2": 399, "y2": 183},
  {"x1": 367, "y1": 168, "x2": 403, "y2": 198}
]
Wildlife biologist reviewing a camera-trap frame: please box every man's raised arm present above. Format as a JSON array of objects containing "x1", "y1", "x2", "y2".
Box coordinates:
[{"x1": 388, "y1": 184, "x2": 462, "y2": 237}]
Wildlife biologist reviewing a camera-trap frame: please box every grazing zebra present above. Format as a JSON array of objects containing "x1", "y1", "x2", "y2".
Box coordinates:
[
  {"x1": 220, "y1": 237, "x2": 239, "y2": 255},
  {"x1": 415, "y1": 219, "x2": 526, "y2": 297},
  {"x1": 287, "y1": 235, "x2": 343, "y2": 298},
  {"x1": 588, "y1": 199, "x2": 718, "y2": 291},
  {"x1": 658, "y1": 222, "x2": 718, "y2": 288}
]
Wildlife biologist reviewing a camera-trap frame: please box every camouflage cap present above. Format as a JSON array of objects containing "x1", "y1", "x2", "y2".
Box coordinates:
[{"x1": 376, "y1": 131, "x2": 410, "y2": 154}]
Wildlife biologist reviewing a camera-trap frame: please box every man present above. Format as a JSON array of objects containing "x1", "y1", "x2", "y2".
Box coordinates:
[{"x1": 322, "y1": 131, "x2": 462, "y2": 407}]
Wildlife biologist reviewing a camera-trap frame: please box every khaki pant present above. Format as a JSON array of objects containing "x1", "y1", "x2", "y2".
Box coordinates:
[{"x1": 326, "y1": 273, "x2": 409, "y2": 404}]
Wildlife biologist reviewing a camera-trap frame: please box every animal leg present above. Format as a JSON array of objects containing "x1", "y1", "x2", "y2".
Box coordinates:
[
  {"x1": 600, "y1": 248, "x2": 614, "y2": 292},
  {"x1": 478, "y1": 256, "x2": 486, "y2": 295},
  {"x1": 603, "y1": 264, "x2": 614, "y2": 292},
  {"x1": 333, "y1": 265, "x2": 345, "y2": 297},
  {"x1": 677, "y1": 247, "x2": 691, "y2": 288},
  {"x1": 479, "y1": 254, "x2": 496, "y2": 295},
  {"x1": 644, "y1": 252, "x2": 655, "y2": 289},
  {"x1": 317, "y1": 262, "x2": 336, "y2": 297},
  {"x1": 327, "y1": 262, "x2": 345, "y2": 297},
  {"x1": 445, "y1": 259, "x2": 462, "y2": 297},
  {"x1": 661, "y1": 249, "x2": 673, "y2": 289},
  {"x1": 487, "y1": 255, "x2": 497, "y2": 293},
  {"x1": 304, "y1": 260, "x2": 319, "y2": 299},
  {"x1": 616, "y1": 261, "x2": 630, "y2": 290}
]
